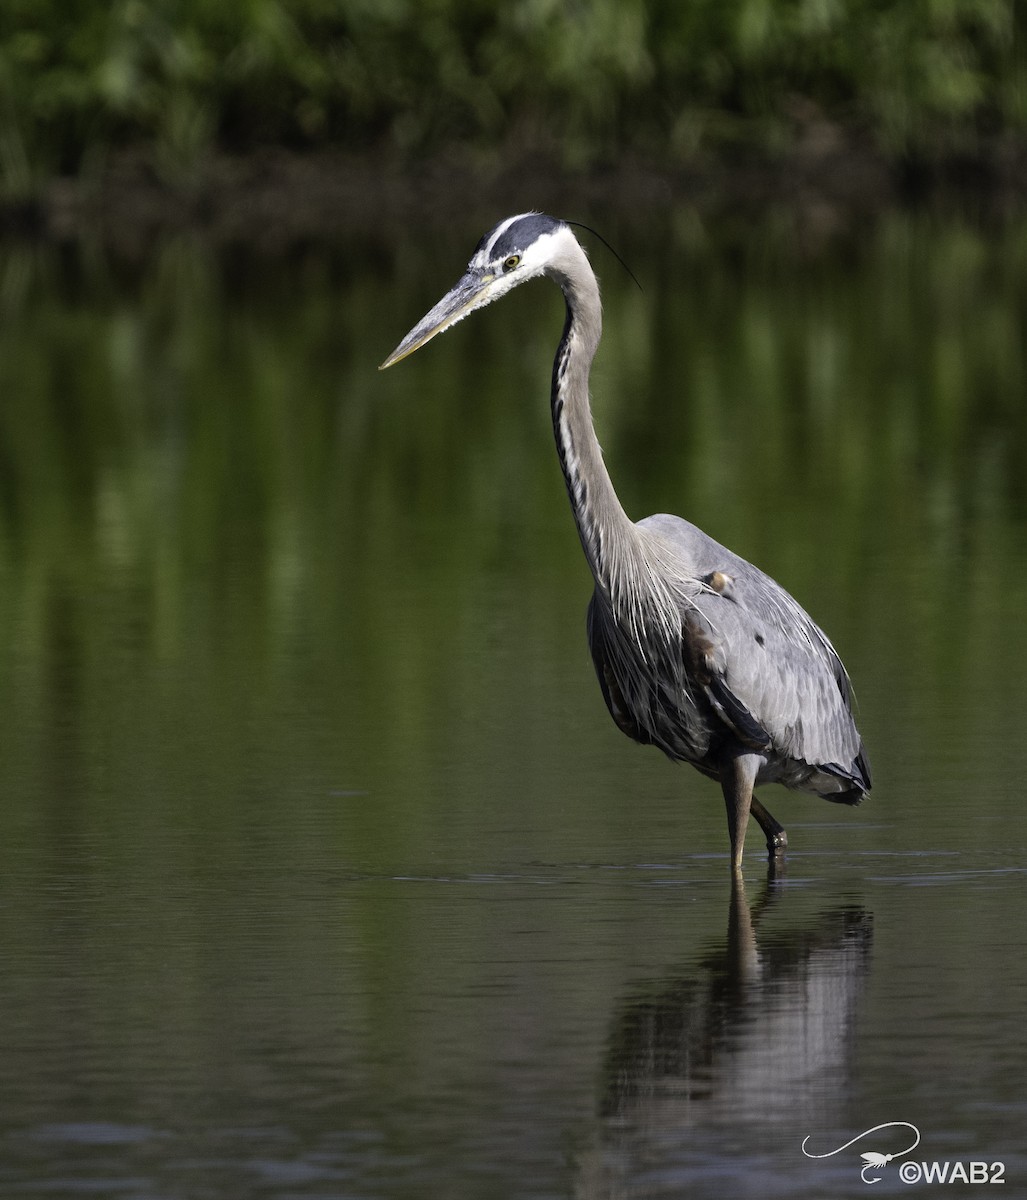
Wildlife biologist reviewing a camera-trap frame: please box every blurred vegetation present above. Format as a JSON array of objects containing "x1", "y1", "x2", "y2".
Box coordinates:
[{"x1": 0, "y1": 0, "x2": 1024, "y2": 192}]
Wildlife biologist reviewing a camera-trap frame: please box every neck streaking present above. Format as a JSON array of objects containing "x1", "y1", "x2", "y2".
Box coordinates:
[
  {"x1": 545, "y1": 234, "x2": 700, "y2": 657},
  {"x1": 548, "y1": 256, "x2": 647, "y2": 616}
]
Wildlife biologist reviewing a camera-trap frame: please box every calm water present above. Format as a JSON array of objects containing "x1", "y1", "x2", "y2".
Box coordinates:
[{"x1": 1, "y1": 211, "x2": 1027, "y2": 1198}]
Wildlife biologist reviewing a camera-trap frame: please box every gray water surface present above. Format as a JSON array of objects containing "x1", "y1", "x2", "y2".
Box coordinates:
[{"x1": 1, "y1": 212, "x2": 1026, "y2": 1197}]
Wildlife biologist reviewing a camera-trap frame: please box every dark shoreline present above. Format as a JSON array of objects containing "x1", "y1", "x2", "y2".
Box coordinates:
[{"x1": 5, "y1": 137, "x2": 1027, "y2": 256}]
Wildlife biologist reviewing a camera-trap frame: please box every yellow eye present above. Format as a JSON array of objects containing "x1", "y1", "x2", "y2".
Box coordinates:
[{"x1": 502, "y1": 254, "x2": 521, "y2": 272}]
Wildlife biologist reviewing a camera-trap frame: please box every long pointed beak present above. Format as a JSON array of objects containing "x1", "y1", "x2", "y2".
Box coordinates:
[{"x1": 379, "y1": 269, "x2": 496, "y2": 369}]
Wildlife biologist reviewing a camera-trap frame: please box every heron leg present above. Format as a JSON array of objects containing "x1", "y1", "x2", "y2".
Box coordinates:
[
  {"x1": 750, "y1": 796, "x2": 788, "y2": 857},
  {"x1": 721, "y1": 753, "x2": 762, "y2": 873}
]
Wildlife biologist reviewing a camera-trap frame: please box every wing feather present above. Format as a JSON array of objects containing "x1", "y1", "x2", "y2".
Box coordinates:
[{"x1": 638, "y1": 514, "x2": 870, "y2": 794}]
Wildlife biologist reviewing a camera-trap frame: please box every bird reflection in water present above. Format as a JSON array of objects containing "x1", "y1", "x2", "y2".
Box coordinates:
[{"x1": 577, "y1": 878, "x2": 872, "y2": 1196}]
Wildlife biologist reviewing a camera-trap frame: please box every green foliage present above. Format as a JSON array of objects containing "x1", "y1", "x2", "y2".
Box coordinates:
[{"x1": 0, "y1": 0, "x2": 1023, "y2": 185}]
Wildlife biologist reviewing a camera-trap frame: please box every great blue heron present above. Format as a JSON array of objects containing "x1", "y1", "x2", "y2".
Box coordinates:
[{"x1": 381, "y1": 212, "x2": 871, "y2": 871}]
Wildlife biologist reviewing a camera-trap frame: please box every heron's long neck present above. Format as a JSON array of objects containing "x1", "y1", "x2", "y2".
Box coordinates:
[{"x1": 550, "y1": 268, "x2": 639, "y2": 602}]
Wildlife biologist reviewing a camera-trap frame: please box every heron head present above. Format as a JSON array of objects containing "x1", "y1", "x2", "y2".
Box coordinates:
[{"x1": 379, "y1": 212, "x2": 572, "y2": 369}]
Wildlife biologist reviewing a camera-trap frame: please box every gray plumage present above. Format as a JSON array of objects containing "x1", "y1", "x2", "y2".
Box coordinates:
[{"x1": 381, "y1": 212, "x2": 871, "y2": 870}]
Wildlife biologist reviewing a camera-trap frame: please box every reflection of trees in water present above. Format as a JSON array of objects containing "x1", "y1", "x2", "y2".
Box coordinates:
[{"x1": 578, "y1": 879, "x2": 872, "y2": 1198}]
